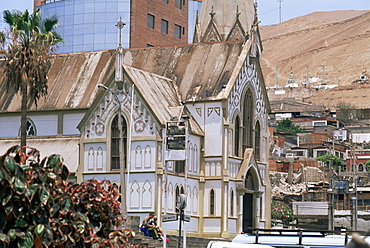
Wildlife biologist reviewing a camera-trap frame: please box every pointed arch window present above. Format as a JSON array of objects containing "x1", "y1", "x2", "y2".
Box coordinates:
[
  {"x1": 210, "y1": 189, "x2": 215, "y2": 215},
  {"x1": 245, "y1": 171, "x2": 255, "y2": 190},
  {"x1": 111, "y1": 114, "x2": 127, "y2": 171},
  {"x1": 234, "y1": 116, "x2": 240, "y2": 157},
  {"x1": 255, "y1": 121, "x2": 261, "y2": 161},
  {"x1": 243, "y1": 90, "x2": 253, "y2": 151},
  {"x1": 19, "y1": 118, "x2": 36, "y2": 136},
  {"x1": 230, "y1": 190, "x2": 234, "y2": 217}
]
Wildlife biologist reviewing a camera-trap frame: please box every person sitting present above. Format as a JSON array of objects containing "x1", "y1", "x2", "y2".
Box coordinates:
[
  {"x1": 148, "y1": 216, "x2": 164, "y2": 241},
  {"x1": 140, "y1": 212, "x2": 159, "y2": 239}
]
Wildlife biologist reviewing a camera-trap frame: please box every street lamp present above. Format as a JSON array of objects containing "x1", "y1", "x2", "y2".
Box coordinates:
[{"x1": 97, "y1": 84, "x2": 127, "y2": 219}]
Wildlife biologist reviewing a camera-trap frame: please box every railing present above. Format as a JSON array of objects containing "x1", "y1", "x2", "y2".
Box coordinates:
[{"x1": 241, "y1": 228, "x2": 356, "y2": 246}]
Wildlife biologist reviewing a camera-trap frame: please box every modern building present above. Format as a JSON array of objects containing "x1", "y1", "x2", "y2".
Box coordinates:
[
  {"x1": 1, "y1": 0, "x2": 271, "y2": 238},
  {"x1": 34, "y1": 0, "x2": 202, "y2": 53}
]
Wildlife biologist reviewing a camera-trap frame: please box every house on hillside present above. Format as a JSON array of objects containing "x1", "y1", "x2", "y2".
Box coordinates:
[{"x1": 0, "y1": 0, "x2": 271, "y2": 238}]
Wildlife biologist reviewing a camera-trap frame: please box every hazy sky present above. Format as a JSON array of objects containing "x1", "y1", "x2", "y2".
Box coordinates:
[{"x1": 0, "y1": 0, "x2": 369, "y2": 30}]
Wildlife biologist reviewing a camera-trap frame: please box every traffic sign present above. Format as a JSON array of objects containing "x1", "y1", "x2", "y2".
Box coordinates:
[
  {"x1": 162, "y1": 214, "x2": 178, "y2": 222},
  {"x1": 183, "y1": 215, "x2": 190, "y2": 222}
]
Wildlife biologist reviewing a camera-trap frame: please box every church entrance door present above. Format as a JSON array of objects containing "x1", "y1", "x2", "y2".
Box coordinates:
[{"x1": 242, "y1": 193, "x2": 253, "y2": 232}]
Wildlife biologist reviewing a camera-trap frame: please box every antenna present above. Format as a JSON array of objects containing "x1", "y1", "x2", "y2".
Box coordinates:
[{"x1": 277, "y1": 0, "x2": 283, "y2": 23}]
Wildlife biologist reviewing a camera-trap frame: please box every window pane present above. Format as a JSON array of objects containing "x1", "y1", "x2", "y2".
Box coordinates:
[
  {"x1": 162, "y1": 0, "x2": 168, "y2": 3},
  {"x1": 234, "y1": 117, "x2": 240, "y2": 156},
  {"x1": 243, "y1": 90, "x2": 253, "y2": 151},
  {"x1": 161, "y1": 19, "x2": 168, "y2": 34},
  {"x1": 111, "y1": 115, "x2": 127, "y2": 171},
  {"x1": 26, "y1": 120, "x2": 36, "y2": 136},
  {"x1": 147, "y1": 14, "x2": 155, "y2": 29},
  {"x1": 210, "y1": 189, "x2": 215, "y2": 215},
  {"x1": 255, "y1": 121, "x2": 260, "y2": 160},
  {"x1": 174, "y1": 24, "x2": 181, "y2": 39},
  {"x1": 230, "y1": 190, "x2": 234, "y2": 216},
  {"x1": 175, "y1": 0, "x2": 181, "y2": 9},
  {"x1": 175, "y1": 160, "x2": 185, "y2": 173}
]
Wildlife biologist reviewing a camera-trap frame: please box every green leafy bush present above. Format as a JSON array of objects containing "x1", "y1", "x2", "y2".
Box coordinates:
[
  {"x1": 0, "y1": 146, "x2": 136, "y2": 248},
  {"x1": 271, "y1": 200, "x2": 295, "y2": 225},
  {"x1": 276, "y1": 119, "x2": 307, "y2": 134},
  {"x1": 316, "y1": 153, "x2": 345, "y2": 172}
]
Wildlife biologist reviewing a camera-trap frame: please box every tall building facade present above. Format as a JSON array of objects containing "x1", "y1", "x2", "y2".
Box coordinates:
[{"x1": 34, "y1": 0, "x2": 201, "y2": 53}]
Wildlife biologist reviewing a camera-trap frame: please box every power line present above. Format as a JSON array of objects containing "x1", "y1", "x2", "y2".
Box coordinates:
[{"x1": 259, "y1": 7, "x2": 279, "y2": 16}]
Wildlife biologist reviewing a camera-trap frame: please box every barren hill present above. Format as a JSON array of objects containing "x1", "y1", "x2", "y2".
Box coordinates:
[{"x1": 260, "y1": 10, "x2": 370, "y2": 108}]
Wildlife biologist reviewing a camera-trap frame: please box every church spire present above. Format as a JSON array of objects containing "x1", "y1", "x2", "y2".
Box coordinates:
[
  {"x1": 196, "y1": 0, "x2": 257, "y2": 42},
  {"x1": 115, "y1": 17, "x2": 125, "y2": 83}
]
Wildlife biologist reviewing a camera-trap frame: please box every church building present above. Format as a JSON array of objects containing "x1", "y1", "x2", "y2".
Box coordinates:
[{"x1": 0, "y1": 0, "x2": 271, "y2": 237}]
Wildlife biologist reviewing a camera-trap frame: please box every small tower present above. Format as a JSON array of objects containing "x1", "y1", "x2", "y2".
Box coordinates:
[
  {"x1": 115, "y1": 17, "x2": 125, "y2": 84},
  {"x1": 195, "y1": 0, "x2": 257, "y2": 42}
]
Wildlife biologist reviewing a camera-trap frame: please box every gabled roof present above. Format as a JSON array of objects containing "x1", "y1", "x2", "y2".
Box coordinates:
[
  {"x1": 0, "y1": 42, "x2": 247, "y2": 113},
  {"x1": 0, "y1": 51, "x2": 116, "y2": 112},
  {"x1": 123, "y1": 65, "x2": 181, "y2": 125},
  {"x1": 123, "y1": 41, "x2": 245, "y2": 102}
]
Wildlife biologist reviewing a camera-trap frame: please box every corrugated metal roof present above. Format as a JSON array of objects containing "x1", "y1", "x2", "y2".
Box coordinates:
[
  {"x1": 0, "y1": 136, "x2": 79, "y2": 173},
  {"x1": 124, "y1": 41, "x2": 244, "y2": 102},
  {"x1": 0, "y1": 42, "x2": 245, "y2": 112},
  {"x1": 0, "y1": 51, "x2": 115, "y2": 112},
  {"x1": 123, "y1": 65, "x2": 181, "y2": 124}
]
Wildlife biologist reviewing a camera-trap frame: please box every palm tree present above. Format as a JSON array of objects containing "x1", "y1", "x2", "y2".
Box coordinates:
[{"x1": 0, "y1": 9, "x2": 62, "y2": 147}]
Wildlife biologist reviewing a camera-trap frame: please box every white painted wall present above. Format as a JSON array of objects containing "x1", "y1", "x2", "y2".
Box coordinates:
[
  {"x1": 83, "y1": 173, "x2": 120, "y2": 184},
  {"x1": 204, "y1": 218, "x2": 221, "y2": 232},
  {"x1": 353, "y1": 133, "x2": 370, "y2": 143},
  {"x1": 63, "y1": 113, "x2": 84, "y2": 135},
  {"x1": 187, "y1": 135, "x2": 201, "y2": 176},
  {"x1": 128, "y1": 173, "x2": 156, "y2": 211},
  {"x1": 228, "y1": 219, "x2": 237, "y2": 233},
  {"x1": 204, "y1": 102, "x2": 223, "y2": 155},
  {"x1": 131, "y1": 140, "x2": 157, "y2": 171},
  {"x1": 31, "y1": 115, "x2": 58, "y2": 136},
  {"x1": 0, "y1": 116, "x2": 20, "y2": 137},
  {"x1": 204, "y1": 180, "x2": 222, "y2": 216},
  {"x1": 0, "y1": 115, "x2": 58, "y2": 137},
  {"x1": 84, "y1": 143, "x2": 106, "y2": 172},
  {"x1": 187, "y1": 103, "x2": 205, "y2": 128}
]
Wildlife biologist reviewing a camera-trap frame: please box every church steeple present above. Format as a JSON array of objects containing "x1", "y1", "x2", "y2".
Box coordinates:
[{"x1": 195, "y1": 0, "x2": 257, "y2": 43}]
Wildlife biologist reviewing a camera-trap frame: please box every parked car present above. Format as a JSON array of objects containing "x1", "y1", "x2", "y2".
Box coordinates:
[
  {"x1": 285, "y1": 153, "x2": 296, "y2": 159},
  {"x1": 207, "y1": 241, "x2": 274, "y2": 248},
  {"x1": 232, "y1": 229, "x2": 352, "y2": 248}
]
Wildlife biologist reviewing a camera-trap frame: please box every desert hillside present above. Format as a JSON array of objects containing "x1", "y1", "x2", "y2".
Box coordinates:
[{"x1": 260, "y1": 10, "x2": 370, "y2": 98}]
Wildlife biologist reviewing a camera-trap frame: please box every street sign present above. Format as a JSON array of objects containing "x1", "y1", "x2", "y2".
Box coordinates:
[
  {"x1": 176, "y1": 194, "x2": 187, "y2": 210},
  {"x1": 183, "y1": 214, "x2": 190, "y2": 222},
  {"x1": 162, "y1": 214, "x2": 178, "y2": 222}
]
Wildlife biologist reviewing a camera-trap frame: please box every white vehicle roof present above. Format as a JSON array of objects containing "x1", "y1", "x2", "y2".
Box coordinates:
[
  {"x1": 232, "y1": 234, "x2": 350, "y2": 247},
  {"x1": 208, "y1": 241, "x2": 275, "y2": 248}
]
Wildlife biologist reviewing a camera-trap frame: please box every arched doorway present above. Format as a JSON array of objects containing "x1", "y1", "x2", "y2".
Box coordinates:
[{"x1": 243, "y1": 170, "x2": 256, "y2": 232}]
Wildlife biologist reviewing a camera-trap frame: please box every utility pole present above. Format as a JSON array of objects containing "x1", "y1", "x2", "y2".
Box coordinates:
[
  {"x1": 328, "y1": 158, "x2": 334, "y2": 230},
  {"x1": 278, "y1": 0, "x2": 283, "y2": 23},
  {"x1": 275, "y1": 67, "x2": 279, "y2": 88},
  {"x1": 322, "y1": 65, "x2": 326, "y2": 85},
  {"x1": 288, "y1": 159, "x2": 293, "y2": 185},
  {"x1": 348, "y1": 130, "x2": 358, "y2": 231}
]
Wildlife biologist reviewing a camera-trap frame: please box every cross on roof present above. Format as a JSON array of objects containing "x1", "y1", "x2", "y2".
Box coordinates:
[{"x1": 115, "y1": 17, "x2": 126, "y2": 47}]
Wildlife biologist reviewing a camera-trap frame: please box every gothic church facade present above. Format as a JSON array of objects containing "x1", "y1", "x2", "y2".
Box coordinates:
[{"x1": 0, "y1": 0, "x2": 271, "y2": 237}]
